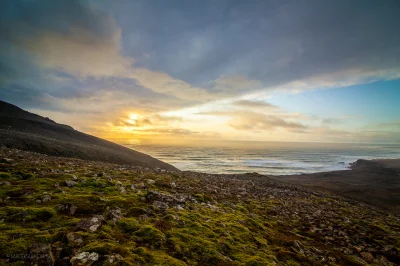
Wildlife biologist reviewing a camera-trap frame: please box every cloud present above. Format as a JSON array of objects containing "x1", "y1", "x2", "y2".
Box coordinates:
[
  {"x1": 233, "y1": 100, "x2": 277, "y2": 109},
  {"x1": 322, "y1": 116, "x2": 363, "y2": 125},
  {"x1": 228, "y1": 112, "x2": 308, "y2": 132}
]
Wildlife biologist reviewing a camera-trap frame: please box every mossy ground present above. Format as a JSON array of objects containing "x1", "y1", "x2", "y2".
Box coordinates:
[{"x1": 0, "y1": 148, "x2": 399, "y2": 265}]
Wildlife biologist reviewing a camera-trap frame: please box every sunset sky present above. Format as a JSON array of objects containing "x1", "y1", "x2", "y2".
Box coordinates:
[{"x1": 1, "y1": 0, "x2": 400, "y2": 144}]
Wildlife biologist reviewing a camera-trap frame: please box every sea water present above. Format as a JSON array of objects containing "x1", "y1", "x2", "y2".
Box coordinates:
[{"x1": 121, "y1": 141, "x2": 400, "y2": 175}]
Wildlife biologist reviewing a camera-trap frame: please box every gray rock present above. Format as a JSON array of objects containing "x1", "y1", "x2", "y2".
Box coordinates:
[
  {"x1": 70, "y1": 252, "x2": 99, "y2": 266},
  {"x1": 120, "y1": 186, "x2": 126, "y2": 194},
  {"x1": 66, "y1": 232, "x2": 83, "y2": 245},
  {"x1": 153, "y1": 200, "x2": 169, "y2": 210},
  {"x1": 65, "y1": 180, "x2": 77, "y2": 187},
  {"x1": 42, "y1": 195, "x2": 51, "y2": 203},
  {"x1": 146, "y1": 179, "x2": 155, "y2": 185},
  {"x1": 0, "y1": 181, "x2": 11, "y2": 186},
  {"x1": 57, "y1": 203, "x2": 77, "y2": 216},
  {"x1": 77, "y1": 215, "x2": 104, "y2": 232},
  {"x1": 29, "y1": 243, "x2": 54, "y2": 266}
]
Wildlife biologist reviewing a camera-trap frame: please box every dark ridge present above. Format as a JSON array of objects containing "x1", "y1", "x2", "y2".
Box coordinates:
[{"x1": 0, "y1": 100, "x2": 177, "y2": 171}]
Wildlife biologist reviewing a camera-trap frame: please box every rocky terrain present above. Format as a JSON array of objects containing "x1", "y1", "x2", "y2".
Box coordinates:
[{"x1": 0, "y1": 148, "x2": 399, "y2": 265}]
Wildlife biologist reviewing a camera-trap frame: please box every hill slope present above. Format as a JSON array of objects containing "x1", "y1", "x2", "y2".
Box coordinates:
[{"x1": 0, "y1": 100, "x2": 176, "y2": 171}]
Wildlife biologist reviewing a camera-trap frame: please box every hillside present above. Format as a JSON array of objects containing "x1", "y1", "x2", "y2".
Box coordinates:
[
  {"x1": 0, "y1": 100, "x2": 176, "y2": 171},
  {"x1": 0, "y1": 148, "x2": 399, "y2": 265}
]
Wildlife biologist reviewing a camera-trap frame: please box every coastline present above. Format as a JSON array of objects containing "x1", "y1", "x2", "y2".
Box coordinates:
[{"x1": 275, "y1": 158, "x2": 400, "y2": 212}]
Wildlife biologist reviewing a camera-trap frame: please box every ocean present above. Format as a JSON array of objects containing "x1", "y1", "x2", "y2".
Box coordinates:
[{"x1": 120, "y1": 140, "x2": 400, "y2": 175}]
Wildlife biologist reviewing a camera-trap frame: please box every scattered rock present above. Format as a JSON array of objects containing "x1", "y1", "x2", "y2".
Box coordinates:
[
  {"x1": 0, "y1": 158, "x2": 13, "y2": 164},
  {"x1": 0, "y1": 181, "x2": 11, "y2": 186},
  {"x1": 120, "y1": 186, "x2": 126, "y2": 194},
  {"x1": 70, "y1": 252, "x2": 99, "y2": 266},
  {"x1": 42, "y1": 195, "x2": 51, "y2": 203},
  {"x1": 106, "y1": 207, "x2": 123, "y2": 224},
  {"x1": 153, "y1": 200, "x2": 169, "y2": 210},
  {"x1": 170, "y1": 182, "x2": 177, "y2": 188},
  {"x1": 77, "y1": 215, "x2": 104, "y2": 232},
  {"x1": 361, "y1": 252, "x2": 374, "y2": 263},
  {"x1": 104, "y1": 254, "x2": 123, "y2": 264},
  {"x1": 65, "y1": 180, "x2": 77, "y2": 187},
  {"x1": 57, "y1": 203, "x2": 77, "y2": 216},
  {"x1": 146, "y1": 179, "x2": 155, "y2": 185},
  {"x1": 66, "y1": 232, "x2": 83, "y2": 245},
  {"x1": 29, "y1": 243, "x2": 54, "y2": 266}
]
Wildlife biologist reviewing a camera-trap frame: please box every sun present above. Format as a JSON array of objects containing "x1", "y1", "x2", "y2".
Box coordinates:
[{"x1": 129, "y1": 113, "x2": 138, "y2": 121}]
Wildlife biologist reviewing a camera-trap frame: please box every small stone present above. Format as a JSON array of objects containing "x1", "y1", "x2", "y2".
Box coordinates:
[
  {"x1": 170, "y1": 182, "x2": 177, "y2": 188},
  {"x1": 361, "y1": 252, "x2": 374, "y2": 263},
  {"x1": 77, "y1": 215, "x2": 104, "y2": 232},
  {"x1": 65, "y1": 180, "x2": 77, "y2": 187},
  {"x1": 71, "y1": 175, "x2": 78, "y2": 180},
  {"x1": 120, "y1": 186, "x2": 126, "y2": 194},
  {"x1": 0, "y1": 158, "x2": 14, "y2": 164},
  {"x1": 67, "y1": 232, "x2": 83, "y2": 245},
  {"x1": 57, "y1": 203, "x2": 77, "y2": 216},
  {"x1": 153, "y1": 200, "x2": 168, "y2": 210},
  {"x1": 0, "y1": 181, "x2": 11, "y2": 186},
  {"x1": 70, "y1": 252, "x2": 99, "y2": 266},
  {"x1": 36, "y1": 199, "x2": 42, "y2": 203},
  {"x1": 146, "y1": 179, "x2": 155, "y2": 185},
  {"x1": 29, "y1": 243, "x2": 54, "y2": 265},
  {"x1": 42, "y1": 195, "x2": 51, "y2": 203}
]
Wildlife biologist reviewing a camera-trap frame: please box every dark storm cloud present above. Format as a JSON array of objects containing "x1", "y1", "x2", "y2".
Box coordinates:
[
  {"x1": 0, "y1": 0, "x2": 117, "y2": 108},
  {"x1": 1, "y1": 0, "x2": 400, "y2": 112},
  {"x1": 111, "y1": 0, "x2": 400, "y2": 88}
]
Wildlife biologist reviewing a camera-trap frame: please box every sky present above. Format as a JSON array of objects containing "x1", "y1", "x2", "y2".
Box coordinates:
[{"x1": 1, "y1": 0, "x2": 400, "y2": 144}]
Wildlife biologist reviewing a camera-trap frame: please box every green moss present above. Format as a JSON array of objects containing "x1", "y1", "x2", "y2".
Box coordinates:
[
  {"x1": 118, "y1": 218, "x2": 141, "y2": 233},
  {"x1": 134, "y1": 225, "x2": 166, "y2": 248},
  {"x1": 0, "y1": 172, "x2": 12, "y2": 178},
  {"x1": 82, "y1": 241, "x2": 130, "y2": 256},
  {"x1": 194, "y1": 194, "x2": 205, "y2": 202},
  {"x1": 0, "y1": 237, "x2": 31, "y2": 255},
  {"x1": 4, "y1": 207, "x2": 56, "y2": 222}
]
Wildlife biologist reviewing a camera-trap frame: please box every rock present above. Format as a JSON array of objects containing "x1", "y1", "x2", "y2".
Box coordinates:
[
  {"x1": 115, "y1": 181, "x2": 123, "y2": 186},
  {"x1": 104, "y1": 254, "x2": 123, "y2": 264},
  {"x1": 361, "y1": 252, "x2": 374, "y2": 263},
  {"x1": 71, "y1": 175, "x2": 78, "y2": 180},
  {"x1": 36, "y1": 199, "x2": 42, "y2": 203},
  {"x1": 106, "y1": 207, "x2": 123, "y2": 224},
  {"x1": 77, "y1": 215, "x2": 104, "y2": 232},
  {"x1": 66, "y1": 232, "x2": 83, "y2": 245},
  {"x1": 146, "y1": 179, "x2": 155, "y2": 185},
  {"x1": 107, "y1": 177, "x2": 113, "y2": 182},
  {"x1": 174, "y1": 205, "x2": 184, "y2": 211},
  {"x1": 0, "y1": 181, "x2": 11, "y2": 186},
  {"x1": 29, "y1": 243, "x2": 54, "y2": 266},
  {"x1": 42, "y1": 195, "x2": 51, "y2": 203},
  {"x1": 70, "y1": 252, "x2": 99, "y2": 266},
  {"x1": 65, "y1": 180, "x2": 77, "y2": 187},
  {"x1": 153, "y1": 200, "x2": 169, "y2": 210},
  {"x1": 0, "y1": 158, "x2": 13, "y2": 164},
  {"x1": 120, "y1": 186, "x2": 126, "y2": 194},
  {"x1": 170, "y1": 182, "x2": 177, "y2": 188},
  {"x1": 57, "y1": 203, "x2": 77, "y2": 216}
]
